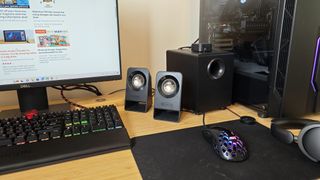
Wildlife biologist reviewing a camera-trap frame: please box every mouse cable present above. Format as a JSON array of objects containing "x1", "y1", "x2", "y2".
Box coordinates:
[
  {"x1": 226, "y1": 107, "x2": 241, "y2": 118},
  {"x1": 181, "y1": 109, "x2": 206, "y2": 127}
]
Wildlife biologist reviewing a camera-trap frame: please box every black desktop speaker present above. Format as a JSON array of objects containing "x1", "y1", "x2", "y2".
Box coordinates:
[
  {"x1": 125, "y1": 67, "x2": 152, "y2": 112},
  {"x1": 167, "y1": 49, "x2": 234, "y2": 114},
  {"x1": 154, "y1": 71, "x2": 183, "y2": 122}
]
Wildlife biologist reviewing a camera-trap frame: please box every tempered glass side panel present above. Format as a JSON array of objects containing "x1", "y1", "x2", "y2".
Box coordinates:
[{"x1": 199, "y1": 0, "x2": 279, "y2": 69}]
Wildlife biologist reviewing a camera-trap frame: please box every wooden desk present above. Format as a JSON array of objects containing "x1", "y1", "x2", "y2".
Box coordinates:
[{"x1": 0, "y1": 92, "x2": 297, "y2": 179}]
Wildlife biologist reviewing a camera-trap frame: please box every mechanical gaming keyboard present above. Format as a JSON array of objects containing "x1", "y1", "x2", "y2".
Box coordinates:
[{"x1": 0, "y1": 105, "x2": 131, "y2": 174}]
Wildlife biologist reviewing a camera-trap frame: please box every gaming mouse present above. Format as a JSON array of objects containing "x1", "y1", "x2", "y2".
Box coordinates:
[{"x1": 202, "y1": 126, "x2": 248, "y2": 162}]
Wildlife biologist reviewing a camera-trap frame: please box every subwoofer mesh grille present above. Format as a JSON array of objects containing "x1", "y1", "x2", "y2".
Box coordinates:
[{"x1": 276, "y1": 0, "x2": 296, "y2": 96}]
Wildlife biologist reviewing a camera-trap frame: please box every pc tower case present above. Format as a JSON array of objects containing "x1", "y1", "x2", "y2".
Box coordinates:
[
  {"x1": 200, "y1": 0, "x2": 320, "y2": 117},
  {"x1": 268, "y1": 0, "x2": 320, "y2": 117}
]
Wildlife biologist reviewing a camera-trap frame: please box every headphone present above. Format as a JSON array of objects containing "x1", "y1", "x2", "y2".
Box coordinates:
[{"x1": 271, "y1": 118, "x2": 320, "y2": 162}]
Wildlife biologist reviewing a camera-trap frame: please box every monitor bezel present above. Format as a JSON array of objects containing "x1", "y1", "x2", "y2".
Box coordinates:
[{"x1": 0, "y1": 0, "x2": 122, "y2": 91}]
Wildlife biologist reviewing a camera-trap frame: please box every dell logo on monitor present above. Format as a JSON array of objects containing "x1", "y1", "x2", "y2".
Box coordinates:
[{"x1": 20, "y1": 84, "x2": 32, "y2": 89}]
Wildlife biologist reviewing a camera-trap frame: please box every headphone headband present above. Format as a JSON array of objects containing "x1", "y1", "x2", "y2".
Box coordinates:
[
  {"x1": 271, "y1": 118, "x2": 320, "y2": 162},
  {"x1": 272, "y1": 118, "x2": 318, "y2": 129},
  {"x1": 271, "y1": 119, "x2": 318, "y2": 144}
]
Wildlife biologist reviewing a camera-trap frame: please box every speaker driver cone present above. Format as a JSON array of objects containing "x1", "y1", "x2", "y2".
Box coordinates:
[
  {"x1": 207, "y1": 58, "x2": 226, "y2": 80},
  {"x1": 158, "y1": 76, "x2": 179, "y2": 98},
  {"x1": 129, "y1": 72, "x2": 146, "y2": 91}
]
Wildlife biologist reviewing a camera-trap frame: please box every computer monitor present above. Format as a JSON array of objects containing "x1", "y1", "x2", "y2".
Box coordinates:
[{"x1": 0, "y1": 0, "x2": 122, "y2": 112}]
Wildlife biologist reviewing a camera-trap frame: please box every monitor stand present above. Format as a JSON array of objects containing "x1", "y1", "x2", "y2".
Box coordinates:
[
  {"x1": 18, "y1": 87, "x2": 49, "y2": 112},
  {"x1": 0, "y1": 87, "x2": 70, "y2": 119}
]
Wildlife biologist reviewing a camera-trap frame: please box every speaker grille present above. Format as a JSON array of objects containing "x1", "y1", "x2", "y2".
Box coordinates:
[{"x1": 275, "y1": 0, "x2": 296, "y2": 96}]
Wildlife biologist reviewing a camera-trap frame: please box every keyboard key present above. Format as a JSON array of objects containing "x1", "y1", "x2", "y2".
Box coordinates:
[
  {"x1": 8, "y1": 133, "x2": 16, "y2": 139},
  {"x1": 0, "y1": 139, "x2": 12, "y2": 147},
  {"x1": 107, "y1": 121, "x2": 115, "y2": 130},
  {"x1": 81, "y1": 125, "x2": 90, "y2": 134},
  {"x1": 26, "y1": 133, "x2": 38, "y2": 143},
  {"x1": 39, "y1": 132, "x2": 49, "y2": 141},
  {"x1": 51, "y1": 130, "x2": 61, "y2": 139},
  {"x1": 73, "y1": 126, "x2": 81, "y2": 136},
  {"x1": 14, "y1": 136, "x2": 25, "y2": 145},
  {"x1": 64, "y1": 128, "x2": 72, "y2": 137},
  {"x1": 73, "y1": 118, "x2": 80, "y2": 125},
  {"x1": 65, "y1": 119, "x2": 72, "y2": 126},
  {"x1": 38, "y1": 129, "x2": 51, "y2": 134},
  {"x1": 0, "y1": 134, "x2": 7, "y2": 140},
  {"x1": 81, "y1": 119, "x2": 89, "y2": 125}
]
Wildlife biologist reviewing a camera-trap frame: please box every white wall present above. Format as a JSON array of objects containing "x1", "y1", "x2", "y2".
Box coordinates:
[{"x1": 0, "y1": 0, "x2": 200, "y2": 106}]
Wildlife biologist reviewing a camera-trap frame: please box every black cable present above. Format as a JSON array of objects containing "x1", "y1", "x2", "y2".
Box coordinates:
[
  {"x1": 107, "y1": 88, "x2": 155, "y2": 96},
  {"x1": 181, "y1": 109, "x2": 206, "y2": 127},
  {"x1": 226, "y1": 107, "x2": 242, "y2": 118},
  {"x1": 52, "y1": 86, "x2": 96, "y2": 94},
  {"x1": 59, "y1": 86, "x2": 87, "y2": 109},
  {"x1": 52, "y1": 84, "x2": 102, "y2": 96},
  {"x1": 193, "y1": 38, "x2": 199, "y2": 44},
  {"x1": 178, "y1": 46, "x2": 191, "y2": 50},
  {"x1": 108, "y1": 89, "x2": 126, "y2": 95},
  {"x1": 52, "y1": 84, "x2": 103, "y2": 109},
  {"x1": 178, "y1": 37, "x2": 200, "y2": 50},
  {"x1": 83, "y1": 84, "x2": 103, "y2": 96},
  {"x1": 202, "y1": 113, "x2": 206, "y2": 128}
]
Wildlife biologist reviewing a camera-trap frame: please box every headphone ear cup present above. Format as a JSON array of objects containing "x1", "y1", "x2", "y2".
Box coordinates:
[
  {"x1": 271, "y1": 124, "x2": 295, "y2": 144},
  {"x1": 298, "y1": 124, "x2": 320, "y2": 162}
]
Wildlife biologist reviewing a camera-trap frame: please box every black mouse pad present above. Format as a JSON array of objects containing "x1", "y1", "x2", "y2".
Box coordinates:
[{"x1": 132, "y1": 120, "x2": 320, "y2": 180}]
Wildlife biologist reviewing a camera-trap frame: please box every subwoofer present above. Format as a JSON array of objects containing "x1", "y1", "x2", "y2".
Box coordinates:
[
  {"x1": 154, "y1": 71, "x2": 183, "y2": 122},
  {"x1": 167, "y1": 49, "x2": 234, "y2": 114},
  {"x1": 125, "y1": 67, "x2": 152, "y2": 112}
]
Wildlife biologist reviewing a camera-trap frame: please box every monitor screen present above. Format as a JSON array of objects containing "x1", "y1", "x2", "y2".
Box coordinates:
[{"x1": 0, "y1": 0, "x2": 121, "y2": 90}]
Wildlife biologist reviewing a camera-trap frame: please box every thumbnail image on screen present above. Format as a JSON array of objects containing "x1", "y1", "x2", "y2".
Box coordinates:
[
  {"x1": 0, "y1": 30, "x2": 35, "y2": 44},
  {"x1": 40, "y1": 0, "x2": 55, "y2": 8},
  {"x1": 4, "y1": 30, "x2": 27, "y2": 42},
  {"x1": 38, "y1": 35, "x2": 70, "y2": 47},
  {"x1": 36, "y1": 29, "x2": 70, "y2": 47},
  {"x1": 0, "y1": 0, "x2": 30, "y2": 8}
]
